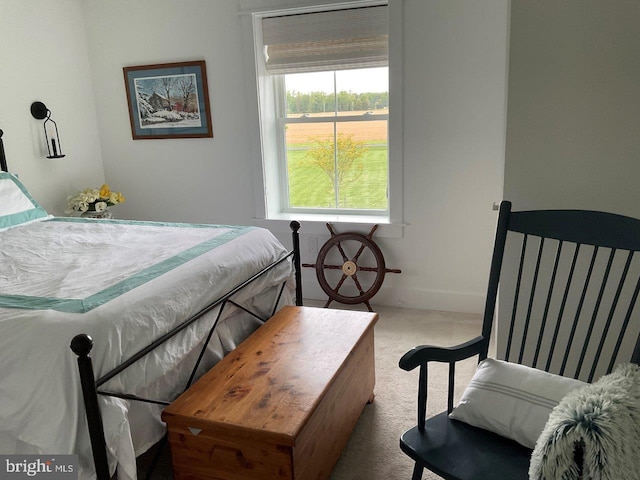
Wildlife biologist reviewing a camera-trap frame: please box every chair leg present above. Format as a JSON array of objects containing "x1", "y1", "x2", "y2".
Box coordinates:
[{"x1": 411, "y1": 462, "x2": 424, "y2": 480}]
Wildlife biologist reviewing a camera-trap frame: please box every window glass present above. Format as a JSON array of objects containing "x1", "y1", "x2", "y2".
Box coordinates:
[{"x1": 283, "y1": 67, "x2": 388, "y2": 212}]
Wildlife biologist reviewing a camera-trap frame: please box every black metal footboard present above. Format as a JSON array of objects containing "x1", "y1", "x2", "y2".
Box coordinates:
[
  {"x1": 71, "y1": 221, "x2": 303, "y2": 480},
  {"x1": 0, "y1": 129, "x2": 8, "y2": 172}
]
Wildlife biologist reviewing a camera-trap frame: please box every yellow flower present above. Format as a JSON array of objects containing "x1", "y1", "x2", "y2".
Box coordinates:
[
  {"x1": 99, "y1": 184, "x2": 111, "y2": 199},
  {"x1": 109, "y1": 192, "x2": 126, "y2": 204}
]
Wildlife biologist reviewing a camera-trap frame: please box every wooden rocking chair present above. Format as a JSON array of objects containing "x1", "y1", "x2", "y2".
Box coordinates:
[{"x1": 399, "y1": 201, "x2": 640, "y2": 480}]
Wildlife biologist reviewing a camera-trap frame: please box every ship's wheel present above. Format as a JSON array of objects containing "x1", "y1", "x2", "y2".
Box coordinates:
[{"x1": 303, "y1": 223, "x2": 401, "y2": 312}]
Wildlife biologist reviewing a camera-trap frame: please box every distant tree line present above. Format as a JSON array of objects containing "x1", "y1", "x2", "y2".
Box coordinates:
[{"x1": 287, "y1": 91, "x2": 388, "y2": 114}]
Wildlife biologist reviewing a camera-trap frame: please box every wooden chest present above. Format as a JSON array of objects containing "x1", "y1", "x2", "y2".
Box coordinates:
[{"x1": 161, "y1": 305, "x2": 378, "y2": 479}]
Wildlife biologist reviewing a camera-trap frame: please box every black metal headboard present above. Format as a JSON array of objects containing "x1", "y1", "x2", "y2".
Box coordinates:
[{"x1": 0, "y1": 129, "x2": 7, "y2": 172}]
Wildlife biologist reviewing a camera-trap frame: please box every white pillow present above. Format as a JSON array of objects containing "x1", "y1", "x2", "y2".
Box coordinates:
[
  {"x1": 0, "y1": 172, "x2": 51, "y2": 231},
  {"x1": 449, "y1": 358, "x2": 587, "y2": 449}
]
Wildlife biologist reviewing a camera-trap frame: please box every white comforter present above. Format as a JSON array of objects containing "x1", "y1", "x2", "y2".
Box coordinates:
[{"x1": 0, "y1": 218, "x2": 293, "y2": 479}]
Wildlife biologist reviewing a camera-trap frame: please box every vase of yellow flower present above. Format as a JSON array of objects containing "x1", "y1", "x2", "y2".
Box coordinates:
[{"x1": 66, "y1": 183, "x2": 125, "y2": 219}]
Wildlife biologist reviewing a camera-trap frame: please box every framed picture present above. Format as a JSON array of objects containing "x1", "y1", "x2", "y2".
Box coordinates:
[{"x1": 123, "y1": 60, "x2": 213, "y2": 139}]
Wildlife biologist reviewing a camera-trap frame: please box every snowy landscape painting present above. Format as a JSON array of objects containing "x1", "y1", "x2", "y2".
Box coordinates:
[{"x1": 123, "y1": 61, "x2": 213, "y2": 139}]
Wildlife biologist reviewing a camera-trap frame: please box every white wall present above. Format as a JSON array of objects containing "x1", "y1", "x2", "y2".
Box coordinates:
[
  {"x1": 0, "y1": 0, "x2": 104, "y2": 215},
  {"x1": 500, "y1": 0, "x2": 640, "y2": 351},
  {"x1": 83, "y1": 0, "x2": 256, "y2": 225},
  {"x1": 81, "y1": 0, "x2": 509, "y2": 313},
  {"x1": 505, "y1": 0, "x2": 640, "y2": 215},
  {"x1": 393, "y1": 0, "x2": 509, "y2": 312}
]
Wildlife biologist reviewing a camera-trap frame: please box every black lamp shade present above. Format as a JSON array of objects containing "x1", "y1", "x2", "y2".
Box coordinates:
[{"x1": 30, "y1": 101, "x2": 49, "y2": 120}]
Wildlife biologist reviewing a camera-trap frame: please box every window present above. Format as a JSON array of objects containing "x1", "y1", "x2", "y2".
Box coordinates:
[{"x1": 252, "y1": 3, "x2": 393, "y2": 220}]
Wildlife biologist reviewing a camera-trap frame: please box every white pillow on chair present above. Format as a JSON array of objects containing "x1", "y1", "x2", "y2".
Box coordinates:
[{"x1": 449, "y1": 358, "x2": 587, "y2": 449}]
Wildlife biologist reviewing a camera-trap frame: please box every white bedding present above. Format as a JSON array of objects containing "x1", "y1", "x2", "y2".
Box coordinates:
[{"x1": 0, "y1": 218, "x2": 294, "y2": 479}]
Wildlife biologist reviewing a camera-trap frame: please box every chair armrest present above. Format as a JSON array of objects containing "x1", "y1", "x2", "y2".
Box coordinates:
[{"x1": 399, "y1": 336, "x2": 486, "y2": 371}]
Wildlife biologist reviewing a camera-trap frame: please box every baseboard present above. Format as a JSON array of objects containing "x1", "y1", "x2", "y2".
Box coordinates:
[{"x1": 300, "y1": 280, "x2": 485, "y2": 314}]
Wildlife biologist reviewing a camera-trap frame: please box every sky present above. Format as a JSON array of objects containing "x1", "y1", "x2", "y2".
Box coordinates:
[{"x1": 285, "y1": 67, "x2": 388, "y2": 94}]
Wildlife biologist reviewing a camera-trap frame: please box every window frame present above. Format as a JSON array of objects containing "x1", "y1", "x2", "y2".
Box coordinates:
[{"x1": 245, "y1": 0, "x2": 403, "y2": 237}]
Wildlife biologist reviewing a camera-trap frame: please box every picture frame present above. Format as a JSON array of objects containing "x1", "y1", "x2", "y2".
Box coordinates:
[{"x1": 123, "y1": 60, "x2": 213, "y2": 140}]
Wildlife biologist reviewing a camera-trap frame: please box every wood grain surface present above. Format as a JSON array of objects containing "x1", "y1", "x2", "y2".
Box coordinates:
[{"x1": 162, "y1": 305, "x2": 378, "y2": 479}]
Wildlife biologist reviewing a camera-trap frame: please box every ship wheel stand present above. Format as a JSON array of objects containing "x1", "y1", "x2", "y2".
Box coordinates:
[{"x1": 303, "y1": 223, "x2": 401, "y2": 312}]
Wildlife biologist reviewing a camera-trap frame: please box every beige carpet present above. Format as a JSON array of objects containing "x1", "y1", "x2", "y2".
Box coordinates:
[
  {"x1": 329, "y1": 304, "x2": 483, "y2": 480},
  {"x1": 137, "y1": 303, "x2": 486, "y2": 480}
]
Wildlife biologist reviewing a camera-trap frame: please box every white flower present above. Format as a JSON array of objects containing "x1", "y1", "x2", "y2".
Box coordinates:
[
  {"x1": 94, "y1": 201, "x2": 108, "y2": 212},
  {"x1": 80, "y1": 188, "x2": 101, "y2": 203}
]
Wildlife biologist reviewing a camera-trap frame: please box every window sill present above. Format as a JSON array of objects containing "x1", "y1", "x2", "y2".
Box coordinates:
[{"x1": 252, "y1": 213, "x2": 405, "y2": 238}]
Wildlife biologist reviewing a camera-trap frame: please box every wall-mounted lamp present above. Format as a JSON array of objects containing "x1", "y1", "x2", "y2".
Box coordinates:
[{"x1": 30, "y1": 101, "x2": 65, "y2": 159}]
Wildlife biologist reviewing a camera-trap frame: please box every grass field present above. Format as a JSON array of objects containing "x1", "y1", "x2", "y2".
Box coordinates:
[
  {"x1": 287, "y1": 146, "x2": 388, "y2": 209},
  {"x1": 285, "y1": 111, "x2": 388, "y2": 209}
]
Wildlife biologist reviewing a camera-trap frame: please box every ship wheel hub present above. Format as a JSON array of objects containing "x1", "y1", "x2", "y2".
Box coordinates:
[{"x1": 342, "y1": 260, "x2": 357, "y2": 276}]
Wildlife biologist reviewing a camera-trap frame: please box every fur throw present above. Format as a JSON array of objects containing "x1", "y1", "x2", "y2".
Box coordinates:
[{"x1": 529, "y1": 363, "x2": 640, "y2": 480}]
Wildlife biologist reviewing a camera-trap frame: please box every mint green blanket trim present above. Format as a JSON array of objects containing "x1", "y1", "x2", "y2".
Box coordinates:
[
  {"x1": 0, "y1": 225, "x2": 256, "y2": 313},
  {"x1": 0, "y1": 294, "x2": 83, "y2": 313},
  {"x1": 49, "y1": 216, "x2": 247, "y2": 230},
  {"x1": 0, "y1": 173, "x2": 50, "y2": 228},
  {"x1": 0, "y1": 208, "x2": 49, "y2": 229}
]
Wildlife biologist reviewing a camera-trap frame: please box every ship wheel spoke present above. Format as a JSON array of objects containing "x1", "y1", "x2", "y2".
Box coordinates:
[
  {"x1": 334, "y1": 240, "x2": 350, "y2": 263},
  {"x1": 352, "y1": 243, "x2": 367, "y2": 263},
  {"x1": 350, "y1": 273, "x2": 366, "y2": 297},
  {"x1": 334, "y1": 274, "x2": 349, "y2": 292}
]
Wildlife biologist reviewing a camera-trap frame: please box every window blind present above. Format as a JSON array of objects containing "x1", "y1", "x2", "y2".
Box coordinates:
[{"x1": 261, "y1": 5, "x2": 388, "y2": 74}]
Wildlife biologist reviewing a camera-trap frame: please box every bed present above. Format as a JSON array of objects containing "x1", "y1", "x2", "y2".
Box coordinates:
[{"x1": 0, "y1": 133, "x2": 303, "y2": 480}]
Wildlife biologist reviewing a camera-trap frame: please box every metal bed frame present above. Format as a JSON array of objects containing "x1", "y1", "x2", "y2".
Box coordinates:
[
  {"x1": 0, "y1": 129, "x2": 304, "y2": 480},
  {"x1": 72, "y1": 225, "x2": 302, "y2": 480},
  {"x1": 0, "y1": 130, "x2": 8, "y2": 173}
]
